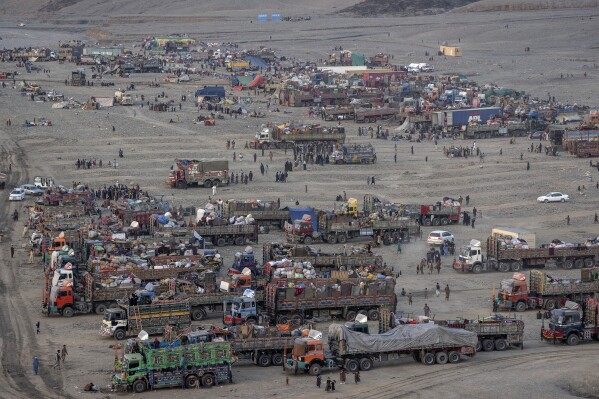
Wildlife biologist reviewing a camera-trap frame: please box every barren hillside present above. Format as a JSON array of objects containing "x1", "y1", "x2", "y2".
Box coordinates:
[
  {"x1": 454, "y1": 0, "x2": 599, "y2": 12},
  {"x1": 339, "y1": 0, "x2": 479, "y2": 17}
]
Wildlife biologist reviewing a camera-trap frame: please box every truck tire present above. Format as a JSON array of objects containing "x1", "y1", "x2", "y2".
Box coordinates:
[
  {"x1": 440, "y1": 218, "x2": 449, "y2": 226},
  {"x1": 191, "y1": 307, "x2": 207, "y2": 321},
  {"x1": 309, "y1": 363, "x2": 322, "y2": 376},
  {"x1": 574, "y1": 259, "x2": 584, "y2": 268},
  {"x1": 482, "y1": 339, "x2": 495, "y2": 352},
  {"x1": 435, "y1": 351, "x2": 448, "y2": 364},
  {"x1": 515, "y1": 301, "x2": 527, "y2": 312},
  {"x1": 475, "y1": 341, "x2": 482, "y2": 352},
  {"x1": 185, "y1": 375, "x2": 199, "y2": 389},
  {"x1": 272, "y1": 353, "x2": 284, "y2": 367},
  {"x1": 337, "y1": 234, "x2": 347, "y2": 244},
  {"x1": 246, "y1": 316, "x2": 258, "y2": 325},
  {"x1": 367, "y1": 309, "x2": 380, "y2": 321},
  {"x1": 346, "y1": 310, "x2": 358, "y2": 321},
  {"x1": 291, "y1": 314, "x2": 303, "y2": 324},
  {"x1": 423, "y1": 218, "x2": 432, "y2": 226},
  {"x1": 498, "y1": 262, "x2": 510, "y2": 272},
  {"x1": 422, "y1": 352, "x2": 435, "y2": 366},
  {"x1": 564, "y1": 259, "x2": 574, "y2": 269},
  {"x1": 216, "y1": 237, "x2": 226, "y2": 247},
  {"x1": 62, "y1": 306, "x2": 74, "y2": 318},
  {"x1": 585, "y1": 258, "x2": 594, "y2": 268},
  {"x1": 326, "y1": 233, "x2": 337, "y2": 244},
  {"x1": 114, "y1": 329, "x2": 127, "y2": 341},
  {"x1": 204, "y1": 180, "x2": 212, "y2": 188},
  {"x1": 234, "y1": 236, "x2": 245, "y2": 246},
  {"x1": 345, "y1": 359, "x2": 359, "y2": 372},
  {"x1": 177, "y1": 180, "x2": 187, "y2": 189},
  {"x1": 472, "y1": 264, "x2": 483, "y2": 274},
  {"x1": 359, "y1": 357, "x2": 373, "y2": 371},
  {"x1": 448, "y1": 351, "x2": 460, "y2": 363},
  {"x1": 494, "y1": 339, "x2": 508, "y2": 351},
  {"x1": 201, "y1": 373, "x2": 215, "y2": 387},
  {"x1": 303, "y1": 236, "x2": 313, "y2": 245},
  {"x1": 95, "y1": 303, "x2": 107, "y2": 315},
  {"x1": 510, "y1": 261, "x2": 523, "y2": 272},
  {"x1": 133, "y1": 379, "x2": 147, "y2": 393},
  {"x1": 567, "y1": 334, "x2": 580, "y2": 346},
  {"x1": 432, "y1": 218, "x2": 441, "y2": 226},
  {"x1": 258, "y1": 353, "x2": 271, "y2": 367},
  {"x1": 277, "y1": 314, "x2": 290, "y2": 324},
  {"x1": 544, "y1": 299, "x2": 557, "y2": 311}
]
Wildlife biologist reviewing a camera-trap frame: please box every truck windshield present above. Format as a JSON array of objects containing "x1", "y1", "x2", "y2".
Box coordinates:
[
  {"x1": 292, "y1": 344, "x2": 306, "y2": 357},
  {"x1": 104, "y1": 311, "x2": 120, "y2": 321},
  {"x1": 460, "y1": 248, "x2": 470, "y2": 257},
  {"x1": 551, "y1": 314, "x2": 564, "y2": 325},
  {"x1": 500, "y1": 280, "x2": 514, "y2": 292}
]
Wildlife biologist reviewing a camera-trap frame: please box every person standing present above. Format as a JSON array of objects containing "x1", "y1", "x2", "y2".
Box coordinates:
[
  {"x1": 354, "y1": 371, "x2": 360, "y2": 384},
  {"x1": 465, "y1": 195, "x2": 470, "y2": 206},
  {"x1": 29, "y1": 249, "x2": 34, "y2": 264},
  {"x1": 33, "y1": 356, "x2": 39, "y2": 375},
  {"x1": 436, "y1": 283, "x2": 441, "y2": 297},
  {"x1": 566, "y1": 215, "x2": 570, "y2": 225},
  {"x1": 424, "y1": 288, "x2": 428, "y2": 299},
  {"x1": 331, "y1": 380, "x2": 336, "y2": 391},
  {"x1": 53, "y1": 350, "x2": 61, "y2": 369},
  {"x1": 397, "y1": 241, "x2": 402, "y2": 254},
  {"x1": 407, "y1": 292, "x2": 413, "y2": 305},
  {"x1": 61, "y1": 345, "x2": 68, "y2": 363},
  {"x1": 340, "y1": 369, "x2": 346, "y2": 384},
  {"x1": 212, "y1": 185, "x2": 217, "y2": 196},
  {"x1": 445, "y1": 284, "x2": 451, "y2": 301},
  {"x1": 424, "y1": 303, "x2": 431, "y2": 317},
  {"x1": 36, "y1": 321, "x2": 40, "y2": 334},
  {"x1": 316, "y1": 373, "x2": 322, "y2": 388},
  {"x1": 10, "y1": 245, "x2": 15, "y2": 258},
  {"x1": 325, "y1": 377, "x2": 331, "y2": 391}
]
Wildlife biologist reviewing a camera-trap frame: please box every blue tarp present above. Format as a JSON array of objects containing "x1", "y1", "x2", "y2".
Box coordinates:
[
  {"x1": 244, "y1": 55, "x2": 268, "y2": 69},
  {"x1": 288, "y1": 207, "x2": 317, "y2": 231}
]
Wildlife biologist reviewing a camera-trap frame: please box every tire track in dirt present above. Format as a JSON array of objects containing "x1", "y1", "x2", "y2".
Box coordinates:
[{"x1": 0, "y1": 135, "x2": 72, "y2": 399}]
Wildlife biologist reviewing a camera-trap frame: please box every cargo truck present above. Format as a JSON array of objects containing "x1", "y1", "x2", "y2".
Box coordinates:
[
  {"x1": 453, "y1": 227, "x2": 598, "y2": 273},
  {"x1": 100, "y1": 298, "x2": 191, "y2": 340},
  {"x1": 418, "y1": 203, "x2": 461, "y2": 226},
  {"x1": 167, "y1": 159, "x2": 229, "y2": 189},
  {"x1": 542, "y1": 297, "x2": 599, "y2": 345},
  {"x1": 494, "y1": 268, "x2": 599, "y2": 312},
  {"x1": 287, "y1": 320, "x2": 477, "y2": 375},
  {"x1": 249, "y1": 125, "x2": 346, "y2": 150},
  {"x1": 285, "y1": 209, "x2": 420, "y2": 245},
  {"x1": 222, "y1": 199, "x2": 290, "y2": 230},
  {"x1": 331, "y1": 144, "x2": 377, "y2": 164},
  {"x1": 196, "y1": 223, "x2": 259, "y2": 247},
  {"x1": 461, "y1": 122, "x2": 528, "y2": 139},
  {"x1": 354, "y1": 107, "x2": 397, "y2": 123},
  {"x1": 112, "y1": 339, "x2": 232, "y2": 392},
  {"x1": 431, "y1": 107, "x2": 502, "y2": 127}
]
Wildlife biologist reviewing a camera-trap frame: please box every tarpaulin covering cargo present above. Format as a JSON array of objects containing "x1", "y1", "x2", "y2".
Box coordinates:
[{"x1": 329, "y1": 323, "x2": 477, "y2": 354}]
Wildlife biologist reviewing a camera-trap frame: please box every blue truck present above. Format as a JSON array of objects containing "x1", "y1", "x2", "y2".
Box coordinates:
[
  {"x1": 195, "y1": 86, "x2": 226, "y2": 100},
  {"x1": 432, "y1": 107, "x2": 502, "y2": 127}
]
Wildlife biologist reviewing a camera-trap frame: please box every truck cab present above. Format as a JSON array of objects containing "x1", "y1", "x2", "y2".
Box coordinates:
[
  {"x1": 336, "y1": 198, "x2": 359, "y2": 217},
  {"x1": 231, "y1": 252, "x2": 258, "y2": 275},
  {"x1": 495, "y1": 278, "x2": 530, "y2": 312},
  {"x1": 288, "y1": 336, "x2": 326, "y2": 375},
  {"x1": 102, "y1": 307, "x2": 129, "y2": 340},
  {"x1": 454, "y1": 240, "x2": 484, "y2": 272},
  {"x1": 223, "y1": 296, "x2": 258, "y2": 325},
  {"x1": 52, "y1": 268, "x2": 74, "y2": 287},
  {"x1": 112, "y1": 353, "x2": 144, "y2": 390},
  {"x1": 542, "y1": 309, "x2": 584, "y2": 345},
  {"x1": 46, "y1": 285, "x2": 76, "y2": 316},
  {"x1": 286, "y1": 219, "x2": 316, "y2": 243}
]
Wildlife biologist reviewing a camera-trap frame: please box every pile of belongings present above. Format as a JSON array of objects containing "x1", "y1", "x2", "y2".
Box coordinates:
[
  {"x1": 586, "y1": 237, "x2": 599, "y2": 247},
  {"x1": 497, "y1": 236, "x2": 529, "y2": 249},
  {"x1": 268, "y1": 259, "x2": 317, "y2": 280},
  {"x1": 549, "y1": 239, "x2": 576, "y2": 248},
  {"x1": 152, "y1": 212, "x2": 178, "y2": 227}
]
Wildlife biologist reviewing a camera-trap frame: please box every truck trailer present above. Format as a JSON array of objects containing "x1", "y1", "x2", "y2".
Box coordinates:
[{"x1": 249, "y1": 125, "x2": 346, "y2": 150}]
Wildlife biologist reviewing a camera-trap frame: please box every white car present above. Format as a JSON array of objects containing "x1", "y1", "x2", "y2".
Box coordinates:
[
  {"x1": 537, "y1": 192, "x2": 569, "y2": 203},
  {"x1": 9, "y1": 188, "x2": 25, "y2": 201},
  {"x1": 427, "y1": 230, "x2": 454, "y2": 245},
  {"x1": 20, "y1": 184, "x2": 44, "y2": 196}
]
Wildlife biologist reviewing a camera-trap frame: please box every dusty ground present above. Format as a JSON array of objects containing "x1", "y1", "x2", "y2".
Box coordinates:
[{"x1": 1, "y1": 6, "x2": 599, "y2": 399}]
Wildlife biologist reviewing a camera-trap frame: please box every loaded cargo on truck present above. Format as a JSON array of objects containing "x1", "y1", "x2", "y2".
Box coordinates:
[
  {"x1": 222, "y1": 199, "x2": 290, "y2": 230},
  {"x1": 453, "y1": 227, "x2": 598, "y2": 273},
  {"x1": 494, "y1": 268, "x2": 599, "y2": 312},
  {"x1": 287, "y1": 318, "x2": 476, "y2": 376}
]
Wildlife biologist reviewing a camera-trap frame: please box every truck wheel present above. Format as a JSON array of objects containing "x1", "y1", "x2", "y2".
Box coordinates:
[
  {"x1": 133, "y1": 379, "x2": 147, "y2": 393},
  {"x1": 337, "y1": 234, "x2": 347, "y2": 243},
  {"x1": 472, "y1": 264, "x2": 483, "y2": 274},
  {"x1": 95, "y1": 303, "x2": 107, "y2": 315},
  {"x1": 510, "y1": 261, "x2": 523, "y2": 272},
  {"x1": 192, "y1": 308, "x2": 207, "y2": 321},
  {"x1": 564, "y1": 259, "x2": 574, "y2": 269},
  {"x1": 482, "y1": 339, "x2": 494, "y2": 352},
  {"x1": 185, "y1": 375, "x2": 199, "y2": 389},
  {"x1": 423, "y1": 219, "x2": 432, "y2": 226},
  {"x1": 346, "y1": 310, "x2": 358, "y2": 321},
  {"x1": 201, "y1": 373, "x2": 215, "y2": 387},
  {"x1": 367, "y1": 309, "x2": 380, "y2": 321},
  {"x1": 114, "y1": 329, "x2": 127, "y2": 340},
  {"x1": 216, "y1": 237, "x2": 226, "y2": 247},
  {"x1": 234, "y1": 236, "x2": 245, "y2": 246},
  {"x1": 277, "y1": 314, "x2": 290, "y2": 324},
  {"x1": 440, "y1": 218, "x2": 449, "y2": 226},
  {"x1": 432, "y1": 218, "x2": 440, "y2": 226},
  {"x1": 435, "y1": 351, "x2": 448, "y2": 364},
  {"x1": 422, "y1": 352, "x2": 435, "y2": 366},
  {"x1": 448, "y1": 351, "x2": 460, "y2": 363},
  {"x1": 475, "y1": 341, "x2": 482, "y2": 352},
  {"x1": 574, "y1": 259, "x2": 584, "y2": 268},
  {"x1": 291, "y1": 314, "x2": 303, "y2": 324},
  {"x1": 272, "y1": 353, "x2": 284, "y2": 366},
  {"x1": 309, "y1": 363, "x2": 322, "y2": 376},
  {"x1": 258, "y1": 353, "x2": 271, "y2": 367},
  {"x1": 327, "y1": 234, "x2": 337, "y2": 244},
  {"x1": 567, "y1": 334, "x2": 580, "y2": 346},
  {"x1": 498, "y1": 262, "x2": 510, "y2": 272},
  {"x1": 544, "y1": 300, "x2": 557, "y2": 311},
  {"x1": 204, "y1": 180, "x2": 212, "y2": 188},
  {"x1": 494, "y1": 339, "x2": 508, "y2": 351},
  {"x1": 585, "y1": 258, "x2": 594, "y2": 268},
  {"x1": 359, "y1": 357, "x2": 373, "y2": 371},
  {"x1": 177, "y1": 180, "x2": 187, "y2": 189},
  {"x1": 515, "y1": 301, "x2": 527, "y2": 312},
  {"x1": 62, "y1": 306, "x2": 74, "y2": 318},
  {"x1": 303, "y1": 236, "x2": 313, "y2": 244},
  {"x1": 345, "y1": 359, "x2": 359, "y2": 372}
]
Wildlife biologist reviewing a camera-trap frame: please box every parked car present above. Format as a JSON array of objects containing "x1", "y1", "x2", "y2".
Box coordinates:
[
  {"x1": 20, "y1": 184, "x2": 44, "y2": 196},
  {"x1": 529, "y1": 131, "x2": 544, "y2": 139},
  {"x1": 427, "y1": 230, "x2": 454, "y2": 245},
  {"x1": 537, "y1": 192, "x2": 569, "y2": 203},
  {"x1": 9, "y1": 188, "x2": 25, "y2": 201}
]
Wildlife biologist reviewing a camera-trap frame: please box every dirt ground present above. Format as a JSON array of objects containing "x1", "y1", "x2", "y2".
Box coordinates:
[{"x1": 1, "y1": 6, "x2": 599, "y2": 399}]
